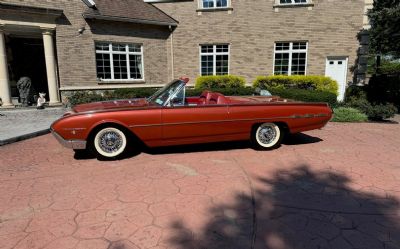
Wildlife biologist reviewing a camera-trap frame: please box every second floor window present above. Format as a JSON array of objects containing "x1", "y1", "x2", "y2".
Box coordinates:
[
  {"x1": 202, "y1": 0, "x2": 228, "y2": 8},
  {"x1": 95, "y1": 42, "x2": 144, "y2": 81},
  {"x1": 274, "y1": 42, "x2": 308, "y2": 75},
  {"x1": 200, "y1": 44, "x2": 229, "y2": 76},
  {"x1": 279, "y1": 0, "x2": 308, "y2": 4}
]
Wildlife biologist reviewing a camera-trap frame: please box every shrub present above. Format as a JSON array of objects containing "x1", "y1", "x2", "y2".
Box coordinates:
[
  {"x1": 379, "y1": 62, "x2": 400, "y2": 75},
  {"x1": 68, "y1": 91, "x2": 110, "y2": 106},
  {"x1": 189, "y1": 87, "x2": 255, "y2": 96},
  {"x1": 346, "y1": 97, "x2": 398, "y2": 120},
  {"x1": 267, "y1": 88, "x2": 337, "y2": 106},
  {"x1": 253, "y1": 75, "x2": 338, "y2": 96},
  {"x1": 365, "y1": 103, "x2": 398, "y2": 120},
  {"x1": 113, "y1": 88, "x2": 158, "y2": 99},
  {"x1": 345, "y1": 85, "x2": 367, "y2": 101},
  {"x1": 366, "y1": 74, "x2": 400, "y2": 111},
  {"x1": 195, "y1": 75, "x2": 246, "y2": 89},
  {"x1": 331, "y1": 107, "x2": 368, "y2": 122}
]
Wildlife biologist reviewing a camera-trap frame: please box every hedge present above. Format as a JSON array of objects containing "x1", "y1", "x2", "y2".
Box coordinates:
[
  {"x1": 331, "y1": 107, "x2": 368, "y2": 122},
  {"x1": 195, "y1": 75, "x2": 246, "y2": 89},
  {"x1": 345, "y1": 97, "x2": 398, "y2": 120},
  {"x1": 253, "y1": 75, "x2": 338, "y2": 95},
  {"x1": 268, "y1": 88, "x2": 337, "y2": 106}
]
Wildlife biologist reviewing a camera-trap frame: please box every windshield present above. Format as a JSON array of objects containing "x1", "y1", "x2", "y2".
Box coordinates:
[{"x1": 147, "y1": 80, "x2": 185, "y2": 106}]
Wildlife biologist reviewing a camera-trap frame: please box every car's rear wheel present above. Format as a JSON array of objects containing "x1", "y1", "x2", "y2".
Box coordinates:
[
  {"x1": 251, "y1": 123, "x2": 283, "y2": 149},
  {"x1": 92, "y1": 127, "x2": 127, "y2": 159}
]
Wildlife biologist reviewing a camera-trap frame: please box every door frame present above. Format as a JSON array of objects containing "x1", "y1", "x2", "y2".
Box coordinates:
[{"x1": 325, "y1": 56, "x2": 348, "y2": 102}]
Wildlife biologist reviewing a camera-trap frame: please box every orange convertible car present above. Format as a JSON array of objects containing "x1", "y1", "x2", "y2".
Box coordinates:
[{"x1": 51, "y1": 79, "x2": 332, "y2": 159}]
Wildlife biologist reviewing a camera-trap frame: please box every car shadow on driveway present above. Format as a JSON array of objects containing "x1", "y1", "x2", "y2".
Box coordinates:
[
  {"x1": 147, "y1": 133, "x2": 322, "y2": 156},
  {"x1": 73, "y1": 133, "x2": 322, "y2": 160},
  {"x1": 166, "y1": 165, "x2": 400, "y2": 249}
]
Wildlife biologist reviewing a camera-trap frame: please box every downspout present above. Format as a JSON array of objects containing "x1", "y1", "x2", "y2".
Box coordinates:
[{"x1": 169, "y1": 25, "x2": 174, "y2": 80}]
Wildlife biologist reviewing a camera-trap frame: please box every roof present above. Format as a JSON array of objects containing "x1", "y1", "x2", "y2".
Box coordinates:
[
  {"x1": 0, "y1": 2, "x2": 63, "y2": 16},
  {"x1": 82, "y1": 0, "x2": 178, "y2": 27}
]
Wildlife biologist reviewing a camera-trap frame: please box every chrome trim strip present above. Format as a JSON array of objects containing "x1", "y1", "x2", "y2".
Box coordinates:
[
  {"x1": 62, "y1": 128, "x2": 87, "y2": 131},
  {"x1": 128, "y1": 113, "x2": 329, "y2": 128},
  {"x1": 51, "y1": 129, "x2": 87, "y2": 150}
]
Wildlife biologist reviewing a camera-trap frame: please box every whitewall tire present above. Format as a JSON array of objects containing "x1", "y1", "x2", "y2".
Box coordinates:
[
  {"x1": 252, "y1": 123, "x2": 283, "y2": 149},
  {"x1": 93, "y1": 127, "x2": 127, "y2": 158}
]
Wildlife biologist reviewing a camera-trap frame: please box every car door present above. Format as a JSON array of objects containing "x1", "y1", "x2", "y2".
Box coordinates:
[{"x1": 161, "y1": 104, "x2": 231, "y2": 145}]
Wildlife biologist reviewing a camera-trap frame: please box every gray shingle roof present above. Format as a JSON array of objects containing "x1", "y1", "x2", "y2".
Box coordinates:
[{"x1": 83, "y1": 0, "x2": 178, "y2": 27}]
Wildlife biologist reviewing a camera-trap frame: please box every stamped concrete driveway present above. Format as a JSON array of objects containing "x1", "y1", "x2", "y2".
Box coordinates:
[{"x1": 0, "y1": 119, "x2": 399, "y2": 249}]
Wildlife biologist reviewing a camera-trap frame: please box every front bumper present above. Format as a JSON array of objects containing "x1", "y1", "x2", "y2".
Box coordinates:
[{"x1": 51, "y1": 128, "x2": 87, "y2": 150}]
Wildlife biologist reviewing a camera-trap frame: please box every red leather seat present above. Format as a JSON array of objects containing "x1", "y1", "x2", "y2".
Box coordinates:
[{"x1": 198, "y1": 91, "x2": 228, "y2": 105}]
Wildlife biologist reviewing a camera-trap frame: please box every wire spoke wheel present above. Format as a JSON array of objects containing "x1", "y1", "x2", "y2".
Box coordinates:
[
  {"x1": 253, "y1": 123, "x2": 282, "y2": 149},
  {"x1": 94, "y1": 127, "x2": 127, "y2": 158}
]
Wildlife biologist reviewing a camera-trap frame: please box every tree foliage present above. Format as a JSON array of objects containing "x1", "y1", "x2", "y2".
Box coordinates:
[{"x1": 368, "y1": 0, "x2": 400, "y2": 57}]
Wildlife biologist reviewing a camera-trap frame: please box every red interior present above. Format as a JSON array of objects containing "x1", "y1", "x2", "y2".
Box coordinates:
[{"x1": 186, "y1": 90, "x2": 286, "y2": 106}]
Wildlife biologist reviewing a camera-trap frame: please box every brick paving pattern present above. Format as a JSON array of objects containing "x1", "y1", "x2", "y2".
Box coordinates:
[{"x1": 0, "y1": 118, "x2": 399, "y2": 249}]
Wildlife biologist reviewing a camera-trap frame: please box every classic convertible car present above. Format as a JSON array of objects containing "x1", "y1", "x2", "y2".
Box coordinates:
[{"x1": 51, "y1": 78, "x2": 332, "y2": 159}]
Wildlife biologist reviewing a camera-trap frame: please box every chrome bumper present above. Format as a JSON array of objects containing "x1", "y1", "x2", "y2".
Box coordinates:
[{"x1": 51, "y1": 129, "x2": 87, "y2": 150}]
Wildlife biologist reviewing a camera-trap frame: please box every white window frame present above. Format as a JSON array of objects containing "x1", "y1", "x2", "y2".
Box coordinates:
[
  {"x1": 273, "y1": 41, "x2": 308, "y2": 76},
  {"x1": 199, "y1": 44, "x2": 230, "y2": 76},
  {"x1": 198, "y1": 0, "x2": 231, "y2": 9},
  {"x1": 276, "y1": 0, "x2": 309, "y2": 5},
  {"x1": 95, "y1": 42, "x2": 145, "y2": 82}
]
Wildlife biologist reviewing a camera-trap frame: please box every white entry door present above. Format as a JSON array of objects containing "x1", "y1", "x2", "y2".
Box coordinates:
[{"x1": 325, "y1": 57, "x2": 348, "y2": 102}]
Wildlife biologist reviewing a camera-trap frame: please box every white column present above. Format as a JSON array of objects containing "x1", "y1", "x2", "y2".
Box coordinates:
[
  {"x1": 0, "y1": 25, "x2": 13, "y2": 107},
  {"x1": 42, "y1": 29, "x2": 60, "y2": 104}
]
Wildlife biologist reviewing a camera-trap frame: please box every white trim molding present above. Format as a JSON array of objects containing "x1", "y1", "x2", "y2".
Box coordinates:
[{"x1": 273, "y1": 0, "x2": 314, "y2": 12}]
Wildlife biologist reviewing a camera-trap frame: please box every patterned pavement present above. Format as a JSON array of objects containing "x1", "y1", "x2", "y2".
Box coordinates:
[{"x1": 0, "y1": 118, "x2": 399, "y2": 249}]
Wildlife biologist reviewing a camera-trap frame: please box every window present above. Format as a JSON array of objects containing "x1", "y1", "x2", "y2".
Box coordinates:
[
  {"x1": 200, "y1": 44, "x2": 229, "y2": 76},
  {"x1": 95, "y1": 42, "x2": 144, "y2": 81},
  {"x1": 274, "y1": 42, "x2": 307, "y2": 75},
  {"x1": 279, "y1": 0, "x2": 308, "y2": 4},
  {"x1": 201, "y1": 0, "x2": 228, "y2": 8}
]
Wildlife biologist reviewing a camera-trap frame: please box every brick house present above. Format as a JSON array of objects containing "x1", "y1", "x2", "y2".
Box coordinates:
[{"x1": 0, "y1": 0, "x2": 372, "y2": 106}]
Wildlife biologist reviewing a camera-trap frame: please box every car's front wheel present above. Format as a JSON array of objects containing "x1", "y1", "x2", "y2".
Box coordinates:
[
  {"x1": 251, "y1": 123, "x2": 283, "y2": 149},
  {"x1": 92, "y1": 127, "x2": 127, "y2": 159}
]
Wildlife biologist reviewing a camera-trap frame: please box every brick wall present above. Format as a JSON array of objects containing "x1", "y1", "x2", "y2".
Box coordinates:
[
  {"x1": 2, "y1": 0, "x2": 171, "y2": 91},
  {"x1": 154, "y1": 0, "x2": 365, "y2": 85}
]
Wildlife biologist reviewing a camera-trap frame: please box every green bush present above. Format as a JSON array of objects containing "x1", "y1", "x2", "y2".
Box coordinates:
[
  {"x1": 345, "y1": 85, "x2": 367, "y2": 101},
  {"x1": 346, "y1": 97, "x2": 398, "y2": 120},
  {"x1": 67, "y1": 91, "x2": 110, "y2": 106},
  {"x1": 366, "y1": 74, "x2": 400, "y2": 111},
  {"x1": 195, "y1": 75, "x2": 246, "y2": 89},
  {"x1": 267, "y1": 88, "x2": 337, "y2": 106},
  {"x1": 189, "y1": 87, "x2": 255, "y2": 96},
  {"x1": 113, "y1": 88, "x2": 159, "y2": 99},
  {"x1": 253, "y1": 75, "x2": 338, "y2": 95},
  {"x1": 331, "y1": 107, "x2": 368, "y2": 122},
  {"x1": 379, "y1": 62, "x2": 400, "y2": 75}
]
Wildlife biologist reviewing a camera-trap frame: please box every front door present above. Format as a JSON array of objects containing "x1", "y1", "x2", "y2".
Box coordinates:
[
  {"x1": 325, "y1": 57, "x2": 348, "y2": 102},
  {"x1": 161, "y1": 105, "x2": 231, "y2": 145}
]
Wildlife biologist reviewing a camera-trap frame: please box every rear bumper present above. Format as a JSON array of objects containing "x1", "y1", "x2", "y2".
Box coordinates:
[{"x1": 51, "y1": 128, "x2": 87, "y2": 150}]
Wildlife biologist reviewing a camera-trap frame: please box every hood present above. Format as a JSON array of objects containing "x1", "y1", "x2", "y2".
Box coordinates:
[{"x1": 72, "y1": 98, "x2": 149, "y2": 113}]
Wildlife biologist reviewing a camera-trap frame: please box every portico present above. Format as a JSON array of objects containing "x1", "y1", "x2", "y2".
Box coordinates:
[{"x1": 0, "y1": 3, "x2": 63, "y2": 107}]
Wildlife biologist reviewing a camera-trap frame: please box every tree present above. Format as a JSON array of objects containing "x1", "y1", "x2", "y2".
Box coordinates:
[{"x1": 368, "y1": 0, "x2": 400, "y2": 58}]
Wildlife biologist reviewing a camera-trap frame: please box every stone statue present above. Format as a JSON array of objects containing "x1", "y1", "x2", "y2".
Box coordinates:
[
  {"x1": 16, "y1": 77, "x2": 33, "y2": 107},
  {"x1": 37, "y1": 93, "x2": 46, "y2": 109}
]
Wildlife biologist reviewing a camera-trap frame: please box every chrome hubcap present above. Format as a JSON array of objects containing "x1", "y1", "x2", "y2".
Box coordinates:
[
  {"x1": 98, "y1": 131, "x2": 123, "y2": 153},
  {"x1": 258, "y1": 126, "x2": 276, "y2": 144}
]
